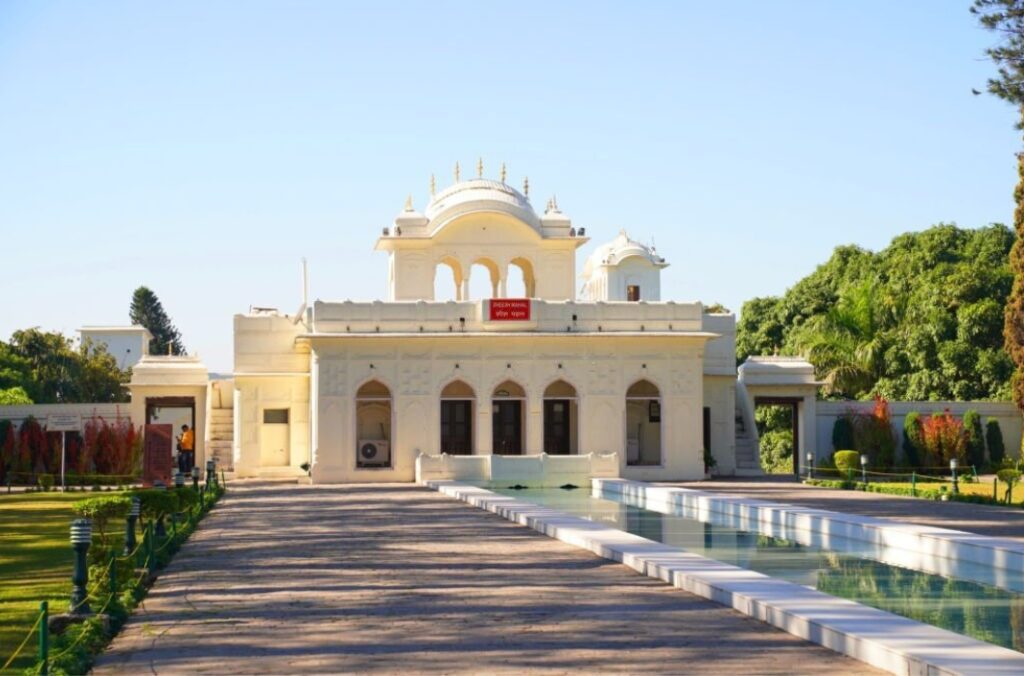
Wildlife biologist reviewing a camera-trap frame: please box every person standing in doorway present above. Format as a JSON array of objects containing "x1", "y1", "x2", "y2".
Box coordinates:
[{"x1": 177, "y1": 424, "x2": 195, "y2": 473}]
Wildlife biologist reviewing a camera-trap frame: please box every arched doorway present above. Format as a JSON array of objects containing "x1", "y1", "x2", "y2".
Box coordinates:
[
  {"x1": 356, "y1": 380, "x2": 392, "y2": 469},
  {"x1": 492, "y1": 380, "x2": 525, "y2": 455},
  {"x1": 440, "y1": 380, "x2": 475, "y2": 455},
  {"x1": 543, "y1": 380, "x2": 578, "y2": 454},
  {"x1": 626, "y1": 379, "x2": 661, "y2": 466}
]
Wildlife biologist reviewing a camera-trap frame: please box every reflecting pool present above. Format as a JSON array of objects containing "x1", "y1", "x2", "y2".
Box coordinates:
[{"x1": 493, "y1": 487, "x2": 1024, "y2": 653}]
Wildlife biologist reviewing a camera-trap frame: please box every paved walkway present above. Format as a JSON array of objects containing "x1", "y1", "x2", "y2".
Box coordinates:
[
  {"x1": 663, "y1": 477, "x2": 1024, "y2": 542},
  {"x1": 94, "y1": 482, "x2": 874, "y2": 674}
]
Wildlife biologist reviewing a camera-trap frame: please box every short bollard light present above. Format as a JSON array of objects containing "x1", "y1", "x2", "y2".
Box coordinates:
[
  {"x1": 806, "y1": 452, "x2": 814, "y2": 480},
  {"x1": 124, "y1": 497, "x2": 140, "y2": 555},
  {"x1": 951, "y1": 457, "x2": 959, "y2": 495},
  {"x1": 69, "y1": 519, "x2": 93, "y2": 616},
  {"x1": 191, "y1": 466, "x2": 200, "y2": 492},
  {"x1": 206, "y1": 459, "x2": 215, "y2": 487},
  {"x1": 174, "y1": 471, "x2": 185, "y2": 489},
  {"x1": 860, "y1": 454, "x2": 868, "y2": 484}
]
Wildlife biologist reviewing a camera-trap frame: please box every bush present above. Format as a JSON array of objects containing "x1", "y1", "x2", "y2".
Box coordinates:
[
  {"x1": 38, "y1": 474, "x2": 55, "y2": 491},
  {"x1": 963, "y1": 409, "x2": 985, "y2": 469},
  {"x1": 902, "y1": 411, "x2": 923, "y2": 468},
  {"x1": 834, "y1": 450, "x2": 860, "y2": 473},
  {"x1": 73, "y1": 494, "x2": 131, "y2": 546},
  {"x1": 832, "y1": 417, "x2": 854, "y2": 453},
  {"x1": 133, "y1": 489, "x2": 177, "y2": 524},
  {"x1": 759, "y1": 429, "x2": 793, "y2": 474},
  {"x1": 997, "y1": 468, "x2": 1021, "y2": 504},
  {"x1": 921, "y1": 410, "x2": 966, "y2": 465},
  {"x1": 853, "y1": 395, "x2": 895, "y2": 468},
  {"x1": 986, "y1": 418, "x2": 1006, "y2": 465}
]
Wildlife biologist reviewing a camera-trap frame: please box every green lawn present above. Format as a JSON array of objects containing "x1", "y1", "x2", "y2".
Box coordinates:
[{"x1": 0, "y1": 491, "x2": 126, "y2": 672}]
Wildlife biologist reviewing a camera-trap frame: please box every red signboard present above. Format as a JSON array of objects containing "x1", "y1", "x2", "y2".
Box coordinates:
[
  {"x1": 489, "y1": 299, "x2": 531, "y2": 321},
  {"x1": 143, "y1": 424, "x2": 174, "y2": 487}
]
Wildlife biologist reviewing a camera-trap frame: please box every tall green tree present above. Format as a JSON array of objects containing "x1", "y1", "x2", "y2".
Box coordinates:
[
  {"x1": 4, "y1": 329, "x2": 128, "y2": 403},
  {"x1": 736, "y1": 224, "x2": 1014, "y2": 400},
  {"x1": 129, "y1": 286, "x2": 186, "y2": 356},
  {"x1": 973, "y1": 0, "x2": 1024, "y2": 411}
]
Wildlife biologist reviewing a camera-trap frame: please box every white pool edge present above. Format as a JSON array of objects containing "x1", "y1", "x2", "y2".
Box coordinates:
[
  {"x1": 596, "y1": 478, "x2": 1024, "y2": 574},
  {"x1": 427, "y1": 479, "x2": 1024, "y2": 676}
]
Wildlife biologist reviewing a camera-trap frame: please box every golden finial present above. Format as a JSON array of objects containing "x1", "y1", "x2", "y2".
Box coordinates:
[
  {"x1": 477, "y1": 157, "x2": 483, "y2": 178},
  {"x1": 523, "y1": 176, "x2": 529, "y2": 197},
  {"x1": 430, "y1": 174, "x2": 436, "y2": 196},
  {"x1": 454, "y1": 161, "x2": 460, "y2": 183},
  {"x1": 404, "y1": 194, "x2": 413, "y2": 211},
  {"x1": 500, "y1": 162, "x2": 507, "y2": 183},
  {"x1": 551, "y1": 194, "x2": 558, "y2": 211}
]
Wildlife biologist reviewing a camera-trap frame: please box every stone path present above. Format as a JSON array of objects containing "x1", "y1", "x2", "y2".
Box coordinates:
[
  {"x1": 664, "y1": 477, "x2": 1024, "y2": 542},
  {"x1": 94, "y1": 481, "x2": 875, "y2": 674}
]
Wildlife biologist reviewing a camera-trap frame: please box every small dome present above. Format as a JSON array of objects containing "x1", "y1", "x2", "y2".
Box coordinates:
[
  {"x1": 424, "y1": 178, "x2": 540, "y2": 231},
  {"x1": 583, "y1": 230, "x2": 667, "y2": 278}
]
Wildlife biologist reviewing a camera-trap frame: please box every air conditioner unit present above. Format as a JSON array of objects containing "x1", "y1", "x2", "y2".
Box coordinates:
[{"x1": 358, "y1": 439, "x2": 390, "y2": 467}]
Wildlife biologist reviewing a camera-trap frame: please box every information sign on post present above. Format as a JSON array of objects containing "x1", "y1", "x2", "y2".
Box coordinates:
[{"x1": 47, "y1": 414, "x2": 82, "y2": 492}]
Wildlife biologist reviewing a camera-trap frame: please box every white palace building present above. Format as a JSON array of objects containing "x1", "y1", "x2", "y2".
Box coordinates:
[
  {"x1": 36, "y1": 168, "x2": 840, "y2": 484},
  {"x1": 225, "y1": 171, "x2": 741, "y2": 483}
]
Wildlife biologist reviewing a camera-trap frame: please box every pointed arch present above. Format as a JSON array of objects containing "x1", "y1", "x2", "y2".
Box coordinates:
[
  {"x1": 626, "y1": 379, "x2": 661, "y2": 466},
  {"x1": 435, "y1": 256, "x2": 463, "y2": 301},
  {"x1": 356, "y1": 380, "x2": 392, "y2": 469},
  {"x1": 543, "y1": 379, "x2": 578, "y2": 454},
  {"x1": 440, "y1": 379, "x2": 475, "y2": 454},
  {"x1": 508, "y1": 257, "x2": 536, "y2": 298},
  {"x1": 491, "y1": 379, "x2": 525, "y2": 455},
  {"x1": 468, "y1": 258, "x2": 501, "y2": 299}
]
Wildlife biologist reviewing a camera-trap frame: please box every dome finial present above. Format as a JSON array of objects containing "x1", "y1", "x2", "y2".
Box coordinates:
[
  {"x1": 500, "y1": 162, "x2": 507, "y2": 183},
  {"x1": 551, "y1": 194, "x2": 559, "y2": 211},
  {"x1": 477, "y1": 157, "x2": 484, "y2": 178},
  {"x1": 454, "y1": 161, "x2": 461, "y2": 183},
  {"x1": 523, "y1": 175, "x2": 529, "y2": 198},
  {"x1": 404, "y1": 194, "x2": 413, "y2": 211},
  {"x1": 430, "y1": 174, "x2": 436, "y2": 197}
]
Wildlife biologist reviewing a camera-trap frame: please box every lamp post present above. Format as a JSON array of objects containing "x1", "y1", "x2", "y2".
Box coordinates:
[
  {"x1": 860, "y1": 454, "x2": 868, "y2": 484},
  {"x1": 950, "y1": 458, "x2": 959, "y2": 495},
  {"x1": 124, "y1": 497, "x2": 140, "y2": 556},
  {"x1": 69, "y1": 519, "x2": 92, "y2": 615},
  {"x1": 191, "y1": 466, "x2": 200, "y2": 492},
  {"x1": 174, "y1": 471, "x2": 185, "y2": 489},
  {"x1": 806, "y1": 452, "x2": 814, "y2": 480},
  {"x1": 205, "y1": 460, "x2": 215, "y2": 489}
]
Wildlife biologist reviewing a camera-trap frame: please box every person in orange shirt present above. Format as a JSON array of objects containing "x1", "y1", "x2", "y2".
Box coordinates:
[{"x1": 177, "y1": 424, "x2": 195, "y2": 473}]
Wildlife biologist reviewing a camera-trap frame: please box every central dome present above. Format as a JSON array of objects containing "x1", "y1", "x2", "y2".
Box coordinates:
[{"x1": 424, "y1": 179, "x2": 538, "y2": 229}]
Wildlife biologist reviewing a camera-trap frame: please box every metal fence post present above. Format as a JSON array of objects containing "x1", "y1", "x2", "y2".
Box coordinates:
[
  {"x1": 39, "y1": 601, "x2": 49, "y2": 675},
  {"x1": 911, "y1": 471, "x2": 916, "y2": 497}
]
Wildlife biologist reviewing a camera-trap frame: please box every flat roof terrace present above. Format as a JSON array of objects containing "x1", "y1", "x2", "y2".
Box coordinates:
[{"x1": 311, "y1": 299, "x2": 717, "y2": 334}]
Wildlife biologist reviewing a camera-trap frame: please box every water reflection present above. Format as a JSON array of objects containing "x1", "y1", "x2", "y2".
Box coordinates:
[{"x1": 495, "y1": 488, "x2": 1024, "y2": 653}]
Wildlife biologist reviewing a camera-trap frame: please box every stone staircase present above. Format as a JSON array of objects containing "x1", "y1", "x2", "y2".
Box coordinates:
[
  {"x1": 208, "y1": 407, "x2": 234, "y2": 472},
  {"x1": 734, "y1": 402, "x2": 764, "y2": 476}
]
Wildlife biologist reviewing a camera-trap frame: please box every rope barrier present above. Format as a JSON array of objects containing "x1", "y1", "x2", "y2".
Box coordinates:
[{"x1": 0, "y1": 609, "x2": 43, "y2": 671}]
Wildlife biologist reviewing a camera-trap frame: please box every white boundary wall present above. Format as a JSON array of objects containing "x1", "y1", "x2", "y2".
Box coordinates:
[
  {"x1": 416, "y1": 452, "x2": 619, "y2": 487},
  {"x1": 816, "y1": 400, "x2": 1022, "y2": 461},
  {"x1": 0, "y1": 403, "x2": 131, "y2": 426}
]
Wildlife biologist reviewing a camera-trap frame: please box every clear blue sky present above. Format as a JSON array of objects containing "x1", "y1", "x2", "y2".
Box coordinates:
[{"x1": 0, "y1": 1, "x2": 1017, "y2": 372}]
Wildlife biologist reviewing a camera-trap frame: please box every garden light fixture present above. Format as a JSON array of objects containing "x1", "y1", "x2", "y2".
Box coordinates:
[{"x1": 69, "y1": 519, "x2": 92, "y2": 615}]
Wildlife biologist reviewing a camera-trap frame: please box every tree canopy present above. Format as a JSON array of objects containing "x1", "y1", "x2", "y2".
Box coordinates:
[
  {"x1": 0, "y1": 328, "x2": 129, "y2": 403},
  {"x1": 129, "y1": 286, "x2": 186, "y2": 356},
  {"x1": 973, "y1": 1, "x2": 1024, "y2": 412},
  {"x1": 737, "y1": 223, "x2": 1015, "y2": 401}
]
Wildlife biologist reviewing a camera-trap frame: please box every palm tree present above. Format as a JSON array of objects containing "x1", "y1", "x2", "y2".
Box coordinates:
[{"x1": 793, "y1": 280, "x2": 890, "y2": 398}]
